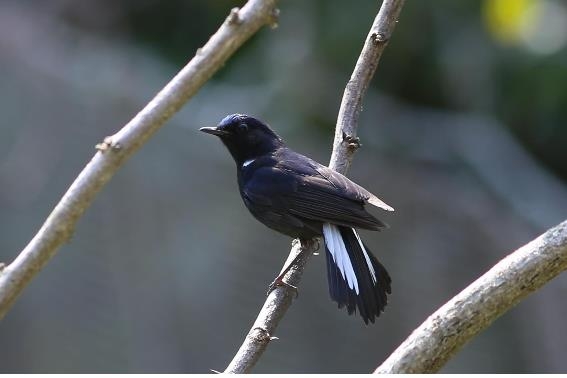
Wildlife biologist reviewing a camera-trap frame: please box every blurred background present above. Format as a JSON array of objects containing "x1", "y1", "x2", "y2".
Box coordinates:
[{"x1": 1, "y1": 0, "x2": 566, "y2": 373}]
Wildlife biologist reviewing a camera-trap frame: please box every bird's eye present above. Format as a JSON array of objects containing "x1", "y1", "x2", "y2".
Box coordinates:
[{"x1": 238, "y1": 123, "x2": 248, "y2": 132}]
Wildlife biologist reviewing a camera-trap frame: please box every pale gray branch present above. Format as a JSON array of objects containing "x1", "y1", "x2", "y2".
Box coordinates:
[
  {"x1": 0, "y1": 0, "x2": 280, "y2": 321},
  {"x1": 329, "y1": 0, "x2": 405, "y2": 173},
  {"x1": 375, "y1": 219, "x2": 567, "y2": 373},
  {"x1": 224, "y1": 239, "x2": 316, "y2": 373},
  {"x1": 224, "y1": 0, "x2": 405, "y2": 373}
]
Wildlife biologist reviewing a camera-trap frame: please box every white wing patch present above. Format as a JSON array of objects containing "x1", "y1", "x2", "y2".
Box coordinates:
[
  {"x1": 367, "y1": 195, "x2": 394, "y2": 212},
  {"x1": 242, "y1": 158, "x2": 255, "y2": 168},
  {"x1": 353, "y1": 229, "x2": 377, "y2": 284},
  {"x1": 322, "y1": 223, "x2": 359, "y2": 294}
]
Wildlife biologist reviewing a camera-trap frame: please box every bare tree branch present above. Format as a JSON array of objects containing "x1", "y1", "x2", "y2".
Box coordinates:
[
  {"x1": 224, "y1": 0, "x2": 405, "y2": 373},
  {"x1": 375, "y1": 219, "x2": 567, "y2": 373},
  {"x1": 329, "y1": 0, "x2": 405, "y2": 173},
  {"x1": 0, "y1": 0, "x2": 280, "y2": 321},
  {"x1": 224, "y1": 239, "x2": 316, "y2": 374}
]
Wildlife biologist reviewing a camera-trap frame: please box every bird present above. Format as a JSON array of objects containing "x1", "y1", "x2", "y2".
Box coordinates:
[{"x1": 200, "y1": 114, "x2": 394, "y2": 324}]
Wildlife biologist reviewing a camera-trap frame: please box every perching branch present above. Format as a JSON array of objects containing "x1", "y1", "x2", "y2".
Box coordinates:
[
  {"x1": 375, "y1": 219, "x2": 567, "y2": 373},
  {"x1": 0, "y1": 0, "x2": 280, "y2": 321},
  {"x1": 224, "y1": 0, "x2": 405, "y2": 373},
  {"x1": 224, "y1": 239, "x2": 317, "y2": 374}
]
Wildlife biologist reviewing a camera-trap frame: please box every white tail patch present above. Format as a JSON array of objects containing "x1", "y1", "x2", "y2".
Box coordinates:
[
  {"x1": 322, "y1": 223, "x2": 359, "y2": 294},
  {"x1": 353, "y1": 229, "x2": 377, "y2": 284}
]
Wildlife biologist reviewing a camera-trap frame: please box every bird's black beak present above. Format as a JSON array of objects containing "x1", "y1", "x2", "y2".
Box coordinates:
[{"x1": 199, "y1": 126, "x2": 228, "y2": 136}]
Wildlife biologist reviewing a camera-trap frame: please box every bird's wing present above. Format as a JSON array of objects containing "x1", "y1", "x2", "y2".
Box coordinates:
[
  {"x1": 276, "y1": 150, "x2": 393, "y2": 210},
  {"x1": 244, "y1": 160, "x2": 388, "y2": 230},
  {"x1": 312, "y1": 164, "x2": 394, "y2": 212},
  {"x1": 290, "y1": 171, "x2": 388, "y2": 230}
]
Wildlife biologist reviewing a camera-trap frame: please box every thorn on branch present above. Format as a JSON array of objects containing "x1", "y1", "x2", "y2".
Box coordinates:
[
  {"x1": 268, "y1": 8, "x2": 280, "y2": 29},
  {"x1": 210, "y1": 369, "x2": 222, "y2": 374},
  {"x1": 227, "y1": 7, "x2": 242, "y2": 25},
  {"x1": 342, "y1": 132, "x2": 362, "y2": 150},
  {"x1": 95, "y1": 136, "x2": 122, "y2": 152}
]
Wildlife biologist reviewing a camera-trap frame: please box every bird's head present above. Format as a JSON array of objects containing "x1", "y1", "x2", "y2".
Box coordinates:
[{"x1": 200, "y1": 114, "x2": 284, "y2": 165}]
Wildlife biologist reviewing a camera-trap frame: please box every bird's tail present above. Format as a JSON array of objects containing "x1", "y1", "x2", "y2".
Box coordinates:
[{"x1": 322, "y1": 223, "x2": 391, "y2": 324}]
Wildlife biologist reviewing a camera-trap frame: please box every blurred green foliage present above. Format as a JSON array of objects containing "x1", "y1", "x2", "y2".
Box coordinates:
[{"x1": 60, "y1": 0, "x2": 564, "y2": 178}]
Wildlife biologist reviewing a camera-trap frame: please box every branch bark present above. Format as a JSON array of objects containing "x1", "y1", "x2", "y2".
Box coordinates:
[
  {"x1": 0, "y1": 0, "x2": 280, "y2": 321},
  {"x1": 224, "y1": 0, "x2": 405, "y2": 373},
  {"x1": 375, "y1": 219, "x2": 567, "y2": 373}
]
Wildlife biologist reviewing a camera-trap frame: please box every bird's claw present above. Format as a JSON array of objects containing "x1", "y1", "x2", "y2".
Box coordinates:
[{"x1": 267, "y1": 278, "x2": 299, "y2": 298}]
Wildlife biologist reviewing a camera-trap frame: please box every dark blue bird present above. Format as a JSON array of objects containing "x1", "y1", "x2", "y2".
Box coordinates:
[{"x1": 200, "y1": 114, "x2": 393, "y2": 324}]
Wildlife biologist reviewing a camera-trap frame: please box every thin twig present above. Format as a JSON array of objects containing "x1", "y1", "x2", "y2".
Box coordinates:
[
  {"x1": 224, "y1": 239, "x2": 316, "y2": 374},
  {"x1": 375, "y1": 220, "x2": 567, "y2": 373},
  {"x1": 224, "y1": 0, "x2": 405, "y2": 373},
  {"x1": 329, "y1": 0, "x2": 405, "y2": 173},
  {"x1": 0, "y1": 0, "x2": 280, "y2": 321}
]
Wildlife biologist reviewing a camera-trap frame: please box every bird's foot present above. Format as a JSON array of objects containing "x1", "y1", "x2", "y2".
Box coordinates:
[
  {"x1": 313, "y1": 238, "x2": 321, "y2": 253},
  {"x1": 267, "y1": 278, "x2": 299, "y2": 298}
]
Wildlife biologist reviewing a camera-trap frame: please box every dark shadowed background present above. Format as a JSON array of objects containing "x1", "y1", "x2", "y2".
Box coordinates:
[{"x1": 1, "y1": 0, "x2": 566, "y2": 373}]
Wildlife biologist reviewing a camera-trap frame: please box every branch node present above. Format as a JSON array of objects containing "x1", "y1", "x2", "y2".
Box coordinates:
[
  {"x1": 95, "y1": 136, "x2": 122, "y2": 152},
  {"x1": 371, "y1": 31, "x2": 389, "y2": 44},
  {"x1": 252, "y1": 327, "x2": 273, "y2": 343},
  {"x1": 268, "y1": 8, "x2": 280, "y2": 29},
  {"x1": 227, "y1": 7, "x2": 242, "y2": 25},
  {"x1": 266, "y1": 279, "x2": 298, "y2": 298},
  {"x1": 342, "y1": 132, "x2": 362, "y2": 150}
]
